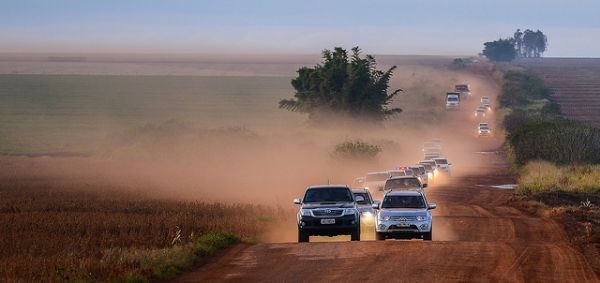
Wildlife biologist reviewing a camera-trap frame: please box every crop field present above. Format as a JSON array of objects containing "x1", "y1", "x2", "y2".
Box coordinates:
[
  {"x1": 516, "y1": 58, "x2": 600, "y2": 128},
  {"x1": 0, "y1": 56, "x2": 457, "y2": 155},
  {"x1": 0, "y1": 75, "x2": 307, "y2": 154},
  {"x1": 0, "y1": 180, "x2": 281, "y2": 282}
]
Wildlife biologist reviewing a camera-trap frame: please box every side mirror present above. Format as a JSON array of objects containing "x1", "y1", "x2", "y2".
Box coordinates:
[
  {"x1": 355, "y1": 196, "x2": 365, "y2": 202},
  {"x1": 293, "y1": 198, "x2": 301, "y2": 205},
  {"x1": 428, "y1": 203, "x2": 437, "y2": 210},
  {"x1": 422, "y1": 183, "x2": 428, "y2": 188},
  {"x1": 372, "y1": 200, "x2": 380, "y2": 209}
]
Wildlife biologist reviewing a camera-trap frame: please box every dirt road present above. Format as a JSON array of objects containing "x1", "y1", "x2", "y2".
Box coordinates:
[{"x1": 173, "y1": 68, "x2": 599, "y2": 282}]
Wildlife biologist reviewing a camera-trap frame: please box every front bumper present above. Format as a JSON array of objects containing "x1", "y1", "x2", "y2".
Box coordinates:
[
  {"x1": 298, "y1": 215, "x2": 359, "y2": 236},
  {"x1": 376, "y1": 219, "x2": 432, "y2": 234}
]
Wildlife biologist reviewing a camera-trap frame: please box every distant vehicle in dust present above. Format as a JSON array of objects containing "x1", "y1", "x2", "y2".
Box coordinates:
[
  {"x1": 446, "y1": 92, "x2": 461, "y2": 110},
  {"x1": 365, "y1": 171, "x2": 391, "y2": 192},
  {"x1": 455, "y1": 84, "x2": 471, "y2": 99},
  {"x1": 474, "y1": 106, "x2": 486, "y2": 118},
  {"x1": 478, "y1": 123, "x2": 492, "y2": 137},
  {"x1": 352, "y1": 177, "x2": 366, "y2": 188},
  {"x1": 384, "y1": 176, "x2": 426, "y2": 192},
  {"x1": 387, "y1": 170, "x2": 407, "y2": 178},
  {"x1": 432, "y1": 157, "x2": 452, "y2": 176}
]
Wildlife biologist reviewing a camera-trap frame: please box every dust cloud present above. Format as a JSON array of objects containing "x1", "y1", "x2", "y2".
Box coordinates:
[{"x1": 0, "y1": 56, "x2": 502, "y2": 242}]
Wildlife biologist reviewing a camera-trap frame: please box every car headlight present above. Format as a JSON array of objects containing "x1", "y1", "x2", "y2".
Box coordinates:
[
  {"x1": 416, "y1": 215, "x2": 427, "y2": 221},
  {"x1": 300, "y1": 209, "x2": 311, "y2": 217},
  {"x1": 379, "y1": 215, "x2": 390, "y2": 221},
  {"x1": 361, "y1": 211, "x2": 374, "y2": 221},
  {"x1": 434, "y1": 169, "x2": 439, "y2": 175},
  {"x1": 428, "y1": 172, "x2": 433, "y2": 179},
  {"x1": 343, "y1": 208, "x2": 356, "y2": 216}
]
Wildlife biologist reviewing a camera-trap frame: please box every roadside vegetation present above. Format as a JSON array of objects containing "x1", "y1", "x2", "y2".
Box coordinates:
[
  {"x1": 332, "y1": 140, "x2": 382, "y2": 161},
  {"x1": 495, "y1": 64, "x2": 600, "y2": 272},
  {"x1": 0, "y1": 183, "x2": 279, "y2": 282},
  {"x1": 279, "y1": 46, "x2": 402, "y2": 122}
]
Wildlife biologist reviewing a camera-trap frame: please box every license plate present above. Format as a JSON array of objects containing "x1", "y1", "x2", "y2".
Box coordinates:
[
  {"x1": 320, "y1": 219, "x2": 335, "y2": 225},
  {"x1": 397, "y1": 222, "x2": 410, "y2": 227}
]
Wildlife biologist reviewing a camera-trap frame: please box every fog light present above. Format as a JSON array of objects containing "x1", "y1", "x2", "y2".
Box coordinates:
[
  {"x1": 351, "y1": 220, "x2": 356, "y2": 225},
  {"x1": 378, "y1": 224, "x2": 387, "y2": 231},
  {"x1": 420, "y1": 224, "x2": 429, "y2": 230}
]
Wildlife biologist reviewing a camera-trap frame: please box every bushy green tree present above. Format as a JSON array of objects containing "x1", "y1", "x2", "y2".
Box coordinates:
[
  {"x1": 279, "y1": 47, "x2": 402, "y2": 121},
  {"x1": 482, "y1": 38, "x2": 517, "y2": 62}
]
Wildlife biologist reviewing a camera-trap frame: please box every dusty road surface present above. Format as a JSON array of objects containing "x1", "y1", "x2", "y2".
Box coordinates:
[
  {"x1": 174, "y1": 160, "x2": 598, "y2": 282},
  {"x1": 173, "y1": 68, "x2": 599, "y2": 283}
]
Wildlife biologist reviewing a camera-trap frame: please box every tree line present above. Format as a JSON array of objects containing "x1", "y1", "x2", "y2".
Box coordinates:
[{"x1": 483, "y1": 29, "x2": 548, "y2": 62}]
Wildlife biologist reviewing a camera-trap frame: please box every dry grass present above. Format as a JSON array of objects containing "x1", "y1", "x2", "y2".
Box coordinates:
[
  {"x1": 0, "y1": 182, "x2": 280, "y2": 282},
  {"x1": 517, "y1": 161, "x2": 600, "y2": 195}
]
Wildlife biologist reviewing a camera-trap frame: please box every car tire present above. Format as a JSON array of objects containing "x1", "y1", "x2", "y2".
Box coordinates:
[
  {"x1": 376, "y1": 232, "x2": 386, "y2": 241},
  {"x1": 351, "y1": 226, "x2": 361, "y2": 241},
  {"x1": 298, "y1": 230, "x2": 309, "y2": 243},
  {"x1": 423, "y1": 230, "x2": 432, "y2": 241}
]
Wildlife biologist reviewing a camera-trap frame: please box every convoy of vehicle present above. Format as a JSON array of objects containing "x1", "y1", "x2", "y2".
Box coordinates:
[{"x1": 293, "y1": 81, "x2": 494, "y2": 243}]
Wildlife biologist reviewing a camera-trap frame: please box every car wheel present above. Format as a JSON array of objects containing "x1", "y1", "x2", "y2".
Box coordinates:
[
  {"x1": 351, "y1": 226, "x2": 361, "y2": 241},
  {"x1": 423, "y1": 230, "x2": 432, "y2": 241},
  {"x1": 376, "y1": 232, "x2": 386, "y2": 241},
  {"x1": 298, "y1": 230, "x2": 309, "y2": 243}
]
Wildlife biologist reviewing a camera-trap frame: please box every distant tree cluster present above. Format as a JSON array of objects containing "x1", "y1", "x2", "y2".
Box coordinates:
[
  {"x1": 279, "y1": 46, "x2": 402, "y2": 122},
  {"x1": 482, "y1": 29, "x2": 548, "y2": 62},
  {"x1": 513, "y1": 29, "x2": 548, "y2": 58}
]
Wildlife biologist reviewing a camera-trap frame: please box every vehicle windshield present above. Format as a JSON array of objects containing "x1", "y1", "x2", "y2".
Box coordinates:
[
  {"x1": 366, "y1": 173, "x2": 389, "y2": 182},
  {"x1": 418, "y1": 167, "x2": 426, "y2": 174},
  {"x1": 435, "y1": 159, "x2": 448, "y2": 165},
  {"x1": 385, "y1": 178, "x2": 421, "y2": 190},
  {"x1": 303, "y1": 187, "x2": 353, "y2": 203},
  {"x1": 382, "y1": 195, "x2": 426, "y2": 209},
  {"x1": 448, "y1": 97, "x2": 459, "y2": 101},
  {"x1": 353, "y1": 192, "x2": 372, "y2": 205},
  {"x1": 421, "y1": 164, "x2": 433, "y2": 171}
]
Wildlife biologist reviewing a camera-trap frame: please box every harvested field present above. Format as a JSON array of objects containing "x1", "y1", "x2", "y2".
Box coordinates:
[{"x1": 516, "y1": 58, "x2": 600, "y2": 127}]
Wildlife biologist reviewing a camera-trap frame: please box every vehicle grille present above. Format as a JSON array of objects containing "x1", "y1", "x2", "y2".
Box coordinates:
[
  {"x1": 312, "y1": 209, "x2": 344, "y2": 217},
  {"x1": 388, "y1": 224, "x2": 419, "y2": 232},
  {"x1": 389, "y1": 216, "x2": 417, "y2": 221}
]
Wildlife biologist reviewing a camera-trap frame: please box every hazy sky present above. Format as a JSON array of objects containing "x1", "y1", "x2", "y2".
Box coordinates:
[{"x1": 1, "y1": 0, "x2": 599, "y2": 57}]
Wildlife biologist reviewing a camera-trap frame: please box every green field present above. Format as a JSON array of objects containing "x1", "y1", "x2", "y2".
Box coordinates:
[{"x1": 0, "y1": 75, "x2": 303, "y2": 154}]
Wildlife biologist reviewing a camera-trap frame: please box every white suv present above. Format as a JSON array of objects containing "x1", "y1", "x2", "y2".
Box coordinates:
[{"x1": 373, "y1": 190, "x2": 436, "y2": 241}]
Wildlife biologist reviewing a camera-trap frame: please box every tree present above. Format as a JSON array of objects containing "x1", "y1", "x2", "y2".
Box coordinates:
[
  {"x1": 279, "y1": 46, "x2": 402, "y2": 121},
  {"x1": 522, "y1": 29, "x2": 548, "y2": 58},
  {"x1": 513, "y1": 29, "x2": 524, "y2": 57},
  {"x1": 482, "y1": 38, "x2": 517, "y2": 62}
]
